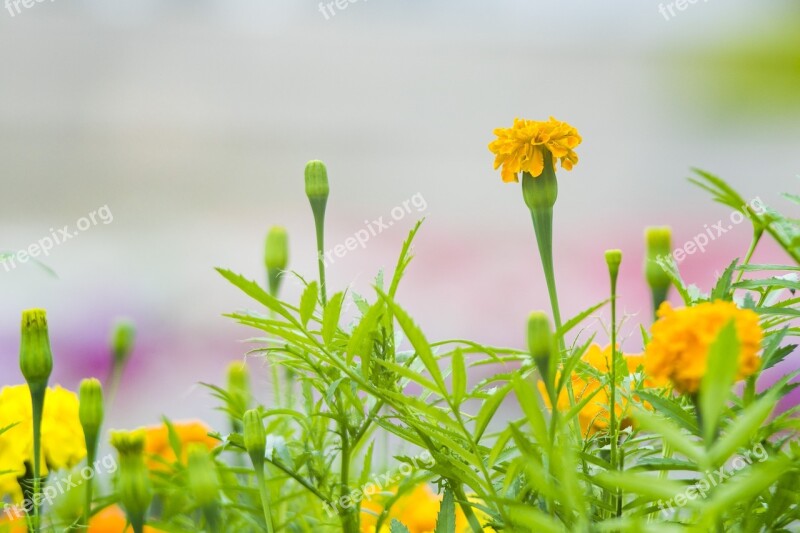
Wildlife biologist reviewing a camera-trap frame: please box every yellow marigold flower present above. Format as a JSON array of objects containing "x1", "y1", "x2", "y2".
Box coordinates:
[
  {"x1": 488, "y1": 117, "x2": 582, "y2": 182},
  {"x1": 360, "y1": 484, "x2": 495, "y2": 533},
  {"x1": 143, "y1": 420, "x2": 217, "y2": 470},
  {"x1": 0, "y1": 385, "x2": 86, "y2": 503},
  {"x1": 644, "y1": 301, "x2": 763, "y2": 394},
  {"x1": 538, "y1": 345, "x2": 666, "y2": 437}
]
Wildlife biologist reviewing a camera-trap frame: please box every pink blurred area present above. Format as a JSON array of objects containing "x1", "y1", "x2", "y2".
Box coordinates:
[{"x1": 1, "y1": 2, "x2": 798, "y2": 428}]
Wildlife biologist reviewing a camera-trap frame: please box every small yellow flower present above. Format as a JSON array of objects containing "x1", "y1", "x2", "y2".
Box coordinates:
[
  {"x1": 0, "y1": 385, "x2": 86, "y2": 503},
  {"x1": 488, "y1": 117, "x2": 582, "y2": 182},
  {"x1": 538, "y1": 345, "x2": 666, "y2": 436},
  {"x1": 645, "y1": 301, "x2": 763, "y2": 394}
]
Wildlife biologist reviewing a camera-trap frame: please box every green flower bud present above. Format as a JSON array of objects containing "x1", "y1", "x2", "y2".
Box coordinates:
[
  {"x1": 304, "y1": 160, "x2": 330, "y2": 202},
  {"x1": 645, "y1": 226, "x2": 673, "y2": 315},
  {"x1": 527, "y1": 312, "x2": 554, "y2": 393},
  {"x1": 111, "y1": 430, "x2": 152, "y2": 530},
  {"x1": 20, "y1": 308, "x2": 53, "y2": 387},
  {"x1": 187, "y1": 445, "x2": 221, "y2": 507},
  {"x1": 227, "y1": 362, "x2": 251, "y2": 426},
  {"x1": 243, "y1": 409, "x2": 266, "y2": 468},
  {"x1": 645, "y1": 227, "x2": 672, "y2": 289},
  {"x1": 264, "y1": 226, "x2": 289, "y2": 271},
  {"x1": 111, "y1": 320, "x2": 136, "y2": 366},
  {"x1": 605, "y1": 249, "x2": 623, "y2": 286},
  {"x1": 79, "y1": 378, "x2": 104, "y2": 451},
  {"x1": 264, "y1": 226, "x2": 289, "y2": 296}
]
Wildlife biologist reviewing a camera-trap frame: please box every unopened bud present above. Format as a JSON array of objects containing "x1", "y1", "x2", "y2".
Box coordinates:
[
  {"x1": 265, "y1": 226, "x2": 289, "y2": 296},
  {"x1": 111, "y1": 320, "x2": 136, "y2": 366},
  {"x1": 644, "y1": 227, "x2": 672, "y2": 290},
  {"x1": 79, "y1": 378, "x2": 104, "y2": 451},
  {"x1": 20, "y1": 309, "x2": 53, "y2": 387},
  {"x1": 187, "y1": 445, "x2": 221, "y2": 509},
  {"x1": 110, "y1": 429, "x2": 152, "y2": 528},
  {"x1": 243, "y1": 409, "x2": 266, "y2": 468},
  {"x1": 304, "y1": 160, "x2": 330, "y2": 202},
  {"x1": 605, "y1": 249, "x2": 623, "y2": 286},
  {"x1": 527, "y1": 311, "x2": 554, "y2": 388}
]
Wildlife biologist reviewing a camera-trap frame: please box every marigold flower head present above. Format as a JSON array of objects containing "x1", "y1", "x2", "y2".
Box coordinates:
[
  {"x1": 360, "y1": 483, "x2": 495, "y2": 533},
  {"x1": 489, "y1": 117, "x2": 582, "y2": 183},
  {"x1": 0, "y1": 384, "x2": 86, "y2": 503},
  {"x1": 644, "y1": 301, "x2": 763, "y2": 394},
  {"x1": 143, "y1": 420, "x2": 217, "y2": 470},
  {"x1": 538, "y1": 345, "x2": 666, "y2": 437}
]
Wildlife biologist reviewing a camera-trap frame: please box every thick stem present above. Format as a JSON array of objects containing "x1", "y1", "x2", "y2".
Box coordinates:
[
  {"x1": 254, "y1": 468, "x2": 275, "y2": 533},
  {"x1": 339, "y1": 432, "x2": 358, "y2": 533},
  {"x1": 29, "y1": 383, "x2": 46, "y2": 533},
  {"x1": 82, "y1": 449, "x2": 97, "y2": 528},
  {"x1": 530, "y1": 208, "x2": 562, "y2": 331},
  {"x1": 312, "y1": 206, "x2": 328, "y2": 306}
]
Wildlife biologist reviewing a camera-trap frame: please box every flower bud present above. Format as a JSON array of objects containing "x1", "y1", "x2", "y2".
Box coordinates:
[
  {"x1": 110, "y1": 430, "x2": 152, "y2": 529},
  {"x1": 110, "y1": 320, "x2": 136, "y2": 366},
  {"x1": 243, "y1": 409, "x2": 266, "y2": 468},
  {"x1": 527, "y1": 311, "x2": 554, "y2": 389},
  {"x1": 20, "y1": 308, "x2": 53, "y2": 387},
  {"x1": 605, "y1": 249, "x2": 623, "y2": 286},
  {"x1": 79, "y1": 378, "x2": 104, "y2": 451},
  {"x1": 187, "y1": 445, "x2": 221, "y2": 510},
  {"x1": 304, "y1": 160, "x2": 330, "y2": 202},
  {"x1": 227, "y1": 362, "x2": 251, "y2": 427},
  {"x1": 645, "y1": 227, "x2": 673, "y2": 314},
  {"x1": 264, "y1": 226, "x2": 289, "y2": 296}
]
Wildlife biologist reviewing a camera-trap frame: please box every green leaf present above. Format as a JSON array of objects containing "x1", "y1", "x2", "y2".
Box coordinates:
[
  {"x1": 346, "y1": 302, "x2": 382, "y2": 375},
  {"x1": 217, "y1": 268, "x2": 296, "y2": 323},
  {"x1": 322, "y1": 291, "x2": 345, "y2": 345},
  {"x1": 635, "y1": 391, "x2": 699, "y2": 434},
  {"x1": 390, "y1": 520, "x2": 411, "y2": 533},
  {"x1": 557, "y1": 299, "x2": 609, "y2": 337},
  {"x1": 699, "y1": 320, "x2": 740, "y2": 444},
  {"x1": 434, "y1": 486, "x2": 456, "y2": 533},
  {"x1": 708, "y1": 390, "x2": 778, "y2": 466},
  {"x1": 379, "y1": 293, "x2": 445, "y2": 392},
  {"x1": 596, "y1": 471, "x2": 689, "y2": 504},
  {"x1": 475, "y1": 384, "x2": 512, "y2": 440},
  {"x1": 711, "y1": 259, "x2": 738, "y2": 301},
  {"x1": 451, "y1": 349, "x2": 467, "y2": 405},
  {"x1": 733, "y1": 278, "x2": 800, "y2": 291},
  {"x1": 299, "y1": 281, "x2": 319, "y2": 327},
  {"x1": 511, "y1": 375, "x2": 549, "y2": 448},
  {"x1": 633, "y1": 409, "x2": 705, "y2": 464}
]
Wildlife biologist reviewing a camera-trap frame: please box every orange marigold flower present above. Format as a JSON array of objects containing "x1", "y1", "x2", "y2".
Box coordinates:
[
  {"x1": 143, "y1": 420, "x2": 217, "y2": 469},
  {"x1": 488, "y1": 117, "x2": 582, "y2": 183},
  {"x1": 87, "y1": 505, "x2": 165, "y2": 532},
  {"x1": 539, "y1": 344, "x2": 666, "y2": 437},
  {"x1": 360, "y1": 483, "x2": 495, "y2": 533},
  {"x1": 644, "y1": 301, "x2": 763, "y2": 394}
]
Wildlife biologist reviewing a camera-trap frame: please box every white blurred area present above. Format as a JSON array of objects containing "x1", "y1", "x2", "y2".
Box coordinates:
[{"x1": 1, "y1": 1, "x2": 798, "y2": 427}]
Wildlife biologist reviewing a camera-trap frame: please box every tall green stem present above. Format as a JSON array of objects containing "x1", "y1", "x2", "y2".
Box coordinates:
[
  {"x1": 529, "y1": 208, "x2": 562, "y2": 330},
  {"x1": 313, "y1": 213, "x2": 328, "y2": 306},
  {"x1": 29, "y1": 383, "x2": 45, "y2": 533},
  {"x1": 254, "y1": 468, "x2": 276, "y2": 533}
]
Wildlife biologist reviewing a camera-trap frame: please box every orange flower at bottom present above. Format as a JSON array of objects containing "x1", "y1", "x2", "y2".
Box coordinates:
[
  {"x1": 88, "y1": 505, "x2": 165, "y2": 532},
  {"x1": 143, "y1": 420, "x2": 218, "y2": 470},
  {"x1": 0, "y1": 506, "x2": 164, "y2": 532},
  {"x1": 538, "y1": 344, "x2": 666, "y2": 436},
  {"x1": 360, "y1": 483, "x2": 495, "y2": 533}
]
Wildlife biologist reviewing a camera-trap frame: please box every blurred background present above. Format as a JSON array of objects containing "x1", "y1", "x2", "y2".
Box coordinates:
[{"x1": 1, "y1": 0, "x2": 798, "y2": 429}]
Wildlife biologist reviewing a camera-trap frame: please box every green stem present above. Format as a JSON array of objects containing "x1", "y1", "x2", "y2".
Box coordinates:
[
  {"x1": 254, "y1": 468, "x2": 276, "y2": 533},
  {"x1": 82, "y1": 449, "x2": 97, "y2": 528},
  {"x1": 735, "y1": 231, "x2": 763, "y2": 284},
  {"x1": 452, "y1": 483, "x2": 483, "y2": 533},
  {"x1": 313, "y1": 210, "x2": 328, "y2": 306},
  {"x1": 339, "y1": 429, "x2": 358, "y2": 533},
  {"x1": 530, "y1": 208, "x2": 562, "y2": 331},
  {"x1": 650, "y1": 285, "x2": 669, "y2": 321},
  {"x1": 29, "y1": 383, "x2": 45, "y2": 533},
  {"x1": 609, "y1": 275, "x2": 620, "y2": 518}
]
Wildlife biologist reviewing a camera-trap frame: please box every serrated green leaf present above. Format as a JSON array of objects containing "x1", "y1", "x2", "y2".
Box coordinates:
[
  {"x1": 434, "y1": 486, "x2": 456, "y2": 533},
  {"x1": 511, "y1": 375, "x2": 549, "y2": 448},
  {"x1": 700, "y1": 320, "x2": 740, "y2": 444},
  {"x1": 323, "y1": 291, "x2": 345, "y2": 345},
  {"x1": 708, "y1": 390, "x2": 778, "y2": 466},
  {"x1": 299, "y1": 281, "x2": 318, "y2": 326},
  {"x1": 451, "y1": 349, "x2": 466, "y2": 405},
  {"x1": 390, "y1": 520, "x2": 411, "y2": 533},
  {"x1": 475, "y1": 384, "x2": 511, "y2": 441}
]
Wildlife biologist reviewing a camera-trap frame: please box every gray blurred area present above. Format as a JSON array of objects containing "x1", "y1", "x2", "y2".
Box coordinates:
[{"x1": 1, "y1": 1, "x2": 798, "y2": 426}]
